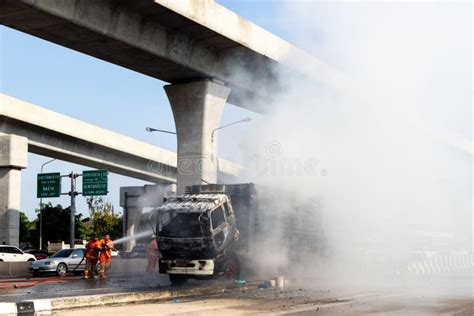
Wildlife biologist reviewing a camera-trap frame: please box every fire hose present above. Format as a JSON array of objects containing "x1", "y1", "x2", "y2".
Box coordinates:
[{"x1": 0, "y1": 276, "x2": 82, "y2": 289}]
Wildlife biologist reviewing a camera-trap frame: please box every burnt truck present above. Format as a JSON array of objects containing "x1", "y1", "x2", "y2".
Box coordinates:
[{"x1": 151, "y1": 183, "x2": 324, "y2": 285}]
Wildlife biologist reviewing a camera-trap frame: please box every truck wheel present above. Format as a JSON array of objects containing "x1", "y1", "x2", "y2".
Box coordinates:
[
  {"x1": 222, "y1": 257, "x2": 239, "y2": 280},
  {"x1": 169, "y1": 274, "x2": 188, "y2": 286}
]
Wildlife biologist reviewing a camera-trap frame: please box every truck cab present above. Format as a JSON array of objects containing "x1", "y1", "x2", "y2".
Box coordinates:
[
  {"x1": 156, "y1": 194, "x2": 240, "y2": 284},
  {"x1": 153, "y1": 183, "x2": 324, "y2": 285}
]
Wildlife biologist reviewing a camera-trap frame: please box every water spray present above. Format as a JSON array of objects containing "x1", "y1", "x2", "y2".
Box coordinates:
[{"x1": 113, "y1": 229, "x2": 154, "y2": 246}]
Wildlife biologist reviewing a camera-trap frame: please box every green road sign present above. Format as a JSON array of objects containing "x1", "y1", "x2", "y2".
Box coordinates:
[
  {"x1": 37, "y1": 173, "x2": 61, "y2": 198},
  {"x1": 82, "y1": 169, "x2": 108, "y2": 196}
]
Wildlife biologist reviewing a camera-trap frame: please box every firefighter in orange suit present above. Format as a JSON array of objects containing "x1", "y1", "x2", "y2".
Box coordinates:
[
  {"x1": 146, "y1": 235, "x2": 160, "y2": 274},
  {"x1": 83, "y1": 235, "x2": 99, "y2": 279},
  {"x1": 97, "y1": 234, "x2": 115, "y2": 279}
]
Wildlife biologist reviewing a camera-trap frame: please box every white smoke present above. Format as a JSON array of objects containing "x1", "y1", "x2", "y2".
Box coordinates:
[{"x1": 235, "y1": 1, "x2": 472, "y2": 289}]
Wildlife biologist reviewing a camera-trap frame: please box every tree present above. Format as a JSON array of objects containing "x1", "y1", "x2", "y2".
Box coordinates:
[
  {"x1": 33, "y1": 203, "x2": 86, "y2": 249},
  {"x1": 86, "y1": 197, "x2": 122, "y2": 239},
  {"x1": 19, "y1": 212, "x2": 31, "y2": 243}
]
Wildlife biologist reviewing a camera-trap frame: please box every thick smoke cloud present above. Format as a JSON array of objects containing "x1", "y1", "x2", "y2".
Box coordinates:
[{"x1": 236, "y1": 1, "x2": 472, "y2": 289}]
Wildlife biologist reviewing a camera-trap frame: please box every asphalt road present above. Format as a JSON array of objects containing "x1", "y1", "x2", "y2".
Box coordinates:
[
  {"x1": 54, "y1": 290, "x2": 473, "y2": 316},
  {"x1": 55, "y1": 273, "x2": 473, "y2": 315},
  {"x1": 0, "y1": 274, "x2": 169, "y2": 302},
  {"x1": 1, "y1": 258, "x2": 472, "y2": 315}
]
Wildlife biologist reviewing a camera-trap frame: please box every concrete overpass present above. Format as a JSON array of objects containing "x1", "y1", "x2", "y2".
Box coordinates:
[
  {"x1": 0, "y1": 1, "x2": 335, "y2": 245},
  {"x1": 0, "y1": 0, "x2": 337, "y2": 190},
  {"x1": 0, "y1": 93, "x2": 242, "y2": 245},
  {"x1": 1, "y1": 0, "x2": 316, "y2": 195},
  {"x1": 0, "y1": 0, "x2": 308, "y2": 112}
]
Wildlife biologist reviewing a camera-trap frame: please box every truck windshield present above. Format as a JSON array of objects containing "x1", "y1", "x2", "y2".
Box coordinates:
[{"x1": 159, "y1": 212, "x2": 205, "y2": 238}]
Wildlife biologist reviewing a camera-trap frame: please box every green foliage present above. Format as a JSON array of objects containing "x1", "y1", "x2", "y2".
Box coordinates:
[
  {"x1": 19, "y1": 212, "x2": 31, "y2": 242},
  {"x1": 19, "y1": 198, "x2": 123, "y2": 249},
  {"x1": 86, "y1": 197, "x2": 122, "y2": 240},
  {"x1": 34, "y1": 202, "x2": 85, "y2": 249}
]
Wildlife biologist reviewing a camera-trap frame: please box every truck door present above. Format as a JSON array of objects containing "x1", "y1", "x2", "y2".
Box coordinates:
[{"x1": 210, "y1": 205, "x2": 229, "y2": 253}]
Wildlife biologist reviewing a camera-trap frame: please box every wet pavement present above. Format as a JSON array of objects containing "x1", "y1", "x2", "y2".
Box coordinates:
[
  {"x1": 0, "y1": 258, "x2": 175, "y2": 302},
  {"x1": 1, "y1": 261, "x2": 472, "y2": 315},
  {"x1": 0, "y1": 273, "x2": 170, "y2": 303}
]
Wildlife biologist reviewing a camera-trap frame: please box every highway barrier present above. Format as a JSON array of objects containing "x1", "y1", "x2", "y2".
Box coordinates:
[
  {"x1": 0, "y1": 262, "x2": 31, "y2": 278},
  {"x1": 0, "y1": 258, "x2": 148, "y2": 278}
]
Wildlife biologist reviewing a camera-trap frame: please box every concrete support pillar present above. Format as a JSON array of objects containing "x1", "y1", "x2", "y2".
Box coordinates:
[
  {"x1": 124, "y1": 206, "x2": 142, "y2": 251},
  {"x1": 0, "y1": 135, "x2": 28, "y2": 246},
  {"x1": 164, "y1": 80, "x2": 230, "y2": 194}
]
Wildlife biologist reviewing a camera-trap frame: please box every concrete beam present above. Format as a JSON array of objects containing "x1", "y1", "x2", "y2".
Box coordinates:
[
  {"x1": 0, "y1": 94, "x2": 242, "y2": 183},
  {"x1": 0, "y1": 133, "x2": 28, "y2": 169},
  {"x1": 0, "y1": 134, "x2": 28, "y2": 246},
  {"x1": 0, "y1": 0, "x2": 294, "y2": 113}
]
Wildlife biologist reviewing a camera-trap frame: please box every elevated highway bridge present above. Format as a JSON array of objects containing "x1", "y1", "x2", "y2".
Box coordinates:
[
  {"x1": 0, "y1": 0, "x2": 333, "y2": 245},
  {"x1": 0, "y1": 93, "x2": 241, "y2": 245}
]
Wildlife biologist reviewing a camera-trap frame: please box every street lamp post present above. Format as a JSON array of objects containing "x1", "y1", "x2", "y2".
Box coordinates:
[
  {"x1": 211, "y1": 117, "x2": 252, "y2": 142},
  {"x1": 147, "y1": 118, "x2": 251, "y2": 184},
  {"x1": 68, "y1": 172, "x2": 79, "y2": 249},
  {"x1": 145, "y1": 127, "x2": 176, "y2": 135},
  {"x1": 146, "y1": 117, "x2": 252, "y2": 141},
  {"x1": 39, "y1": 158, "x2": 56, "y2": 250}
]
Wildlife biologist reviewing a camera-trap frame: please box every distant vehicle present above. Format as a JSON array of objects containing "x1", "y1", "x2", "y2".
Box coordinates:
[
  {"x1": 130, "y1": 245, "x2": 147, "y2": 258},
  {"x1": 19, "y1": 242, "x2": 35, "y2": 251},
  {"x1": 30, "y1": 248, "x2": 86, "y2": 276},
  {"x1": 0, "y1": 245, "x2": 36, "y2": 262},
  {"x1": 24, "y1": 249, "x2": 50, "y2": 260}
]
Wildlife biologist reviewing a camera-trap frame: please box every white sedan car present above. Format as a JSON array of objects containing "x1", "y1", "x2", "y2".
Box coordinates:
[{"x1": 0, "y1": 245, "x2": 36, "y2": 262}]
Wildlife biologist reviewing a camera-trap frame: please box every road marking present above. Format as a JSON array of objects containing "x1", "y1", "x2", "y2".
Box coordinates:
[
  {"x1": 407, "y1": 253, "x2": 474, "y2": 275},
  {"x1": 0, "y1": 293, "x2": 28, "y2": 297},
  {"x1": 0, "y1": 302, "x2": 17, "y2": 315},
  {"x1": 32, "y1": 299, "x2": 51, "y2": 313},
  {"x1": 42, "y1": 286, "x2": 116, "y2": 294}
]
